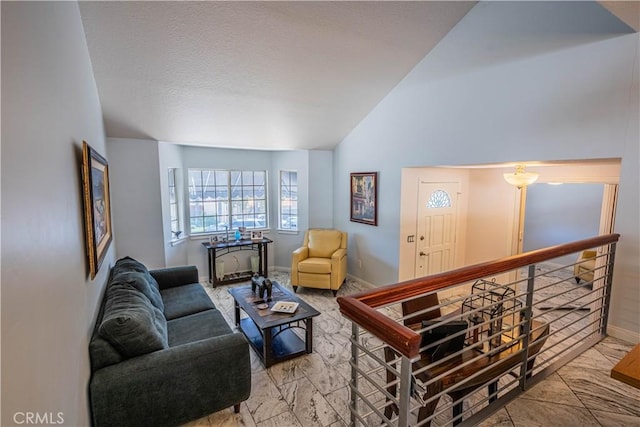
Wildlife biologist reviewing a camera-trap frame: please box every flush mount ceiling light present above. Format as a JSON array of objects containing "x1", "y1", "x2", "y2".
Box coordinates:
[{"x1": 503, "y1": 164, "x2": 539, "y2": 188}]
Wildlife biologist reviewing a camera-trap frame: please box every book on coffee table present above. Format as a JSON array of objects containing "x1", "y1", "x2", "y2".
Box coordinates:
[{"x1": 271, "y1": 301, "x2": 299, "y2": 313}]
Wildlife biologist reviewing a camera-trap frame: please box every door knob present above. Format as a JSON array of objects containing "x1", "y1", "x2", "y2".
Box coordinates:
[{"x1": 419, "y1": 251, "x2": 426, "y2": 256}]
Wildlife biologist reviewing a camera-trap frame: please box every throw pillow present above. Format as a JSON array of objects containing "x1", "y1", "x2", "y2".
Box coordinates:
[
  {"x1": 99, "y1": 283, "x2": 168, "y2": 358},
  {"x1": 113, "y1": 256, "x2": 149, "y2": 275},
  {"x1": 111, "y1": 256, "x2": 164, "y2": 310},
  {"x1": 111, "y1": 270, "x2": 164, "y2": 311}
]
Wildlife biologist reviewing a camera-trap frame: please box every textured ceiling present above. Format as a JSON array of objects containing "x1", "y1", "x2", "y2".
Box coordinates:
[
  {"x1": 78, "y1": 1, "x2": 638, "y2": 151},
  {"x1": 79, "y1": 1, "x2": 476, "y2": 150}
]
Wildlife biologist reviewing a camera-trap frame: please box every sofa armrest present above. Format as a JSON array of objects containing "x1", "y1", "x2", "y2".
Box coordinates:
[
  {"x1": 90, "y1": 333, "x2": 251, "y2": 427},
  {"x1": 150, "y1": 265, "x2": 199, "y2": 290}
]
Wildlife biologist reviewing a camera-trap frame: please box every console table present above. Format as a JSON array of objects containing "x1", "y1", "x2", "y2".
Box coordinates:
[{"x1": 202, "y1": 238, "x2": 273, "y2": 286}]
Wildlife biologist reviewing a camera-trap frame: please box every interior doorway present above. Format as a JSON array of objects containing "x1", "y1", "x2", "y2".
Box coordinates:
[{"x1": 399, "y1": 160, "x2": 620, "y2": 289}]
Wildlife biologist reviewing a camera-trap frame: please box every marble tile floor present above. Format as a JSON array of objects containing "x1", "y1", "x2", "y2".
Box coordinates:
[{"x1": 183, "y1": 272, "x2": 639, "y2": 427}]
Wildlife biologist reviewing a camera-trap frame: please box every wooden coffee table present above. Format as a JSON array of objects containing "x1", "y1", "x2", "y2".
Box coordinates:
[{"x1": 228, "y1": 281, "x2": 320, "y2": 367}]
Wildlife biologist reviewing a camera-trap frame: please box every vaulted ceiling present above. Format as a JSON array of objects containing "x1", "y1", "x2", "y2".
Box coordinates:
[{"x1": 78, "y1": 1, "x2": 638, "y2": 151}]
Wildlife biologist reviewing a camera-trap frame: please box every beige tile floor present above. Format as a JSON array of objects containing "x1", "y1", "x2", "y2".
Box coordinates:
[{"x1": 184, "y1": 272, "x2": 640, "y2": 427}]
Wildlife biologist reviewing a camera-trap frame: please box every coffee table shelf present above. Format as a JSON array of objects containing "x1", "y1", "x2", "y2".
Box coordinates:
[{"x1": 239, "y1": 318, "x2": 308, "y2": 365}]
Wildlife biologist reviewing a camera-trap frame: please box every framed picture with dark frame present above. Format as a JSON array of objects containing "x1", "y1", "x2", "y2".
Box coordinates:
[
  {"x1": 350, "y1": 172, "x2": 378, "y2": 226},
  {"x1": 82, "y1": 141, "x2": 113, "y2": 279}
]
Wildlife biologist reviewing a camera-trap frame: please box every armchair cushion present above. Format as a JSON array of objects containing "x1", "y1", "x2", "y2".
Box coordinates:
[
  {"x1": 298, "y1": 258, "x2": 332, "y2": 274},
  {"x1": 308, "y1": 229, "x2": 343, "y2": 258}
]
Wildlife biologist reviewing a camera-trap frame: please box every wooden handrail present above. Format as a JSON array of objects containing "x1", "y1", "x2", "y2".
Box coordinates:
[{"x1": 337, "y1": 233, "x2": 619, "y2": 359}]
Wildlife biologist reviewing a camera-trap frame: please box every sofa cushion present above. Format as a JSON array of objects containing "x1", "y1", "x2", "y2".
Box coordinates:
[
  {"x1": 111, "y1": 257, "x2": 164, "y2": 311},
  {"x1": 161, "y1": 283, "x2": 216, "y2": 320},
  {"x1": 308, "y1": 229, "x2": 343, "y2": 258},
  {"x1": 298, "y1": 258, "x2": 332, "y2": 274},
  {"x1": 167, "y1": 309, "x2": 233, "y2": 347},
  {"x1": 99, "y1": 283, "x2": 169, "y2": 358}
]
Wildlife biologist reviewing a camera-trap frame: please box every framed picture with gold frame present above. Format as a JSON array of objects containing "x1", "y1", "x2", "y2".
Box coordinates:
[{"x1": 82, "y1": 141, "x2": 113, "y2": 279}]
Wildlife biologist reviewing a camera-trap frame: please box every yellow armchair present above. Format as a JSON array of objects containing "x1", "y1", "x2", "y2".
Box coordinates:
[
  {"x1": 291, "y1": 229, "x2": 347, "y2": 296},
  {"x1": 574, "y1": 250, "x2": 597, "y2": 284}
]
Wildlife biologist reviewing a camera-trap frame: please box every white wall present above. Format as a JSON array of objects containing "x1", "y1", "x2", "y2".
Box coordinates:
[
  {"x1": 334, "y1": 2, "x2": 639, "y2": 336},
  {"x1": 108, "y1": 138, "x2": 165, "y2": 268},
  {"x1": 270, "y1": 150, "x2": 309, "y2": 269},
  {"x1": 270, "y1": 150, "x2": 334, "y2": 269},
  {"x1": 608, "y1": 35, "x2": 640, "y2": 338},
  {"x1": 465, "y1": 169, "x2": 520, "y2": 266},
  {"x1": 1, "y1": 2, "x2": 113, "y2": 425},
  {"x1": 308, "y1": 150, "x2": 334, "y2": 229}
]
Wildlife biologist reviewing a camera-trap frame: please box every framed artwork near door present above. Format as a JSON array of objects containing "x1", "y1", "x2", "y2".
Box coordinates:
[
  {"x1": 350, "y1": 172, "x2": 378, "y2": 226},
  {"x1": 81, "y1": 140, "x2": 113, "y2": 279}
]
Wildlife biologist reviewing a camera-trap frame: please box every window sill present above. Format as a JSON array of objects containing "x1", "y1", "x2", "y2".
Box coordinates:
[
  {"x1": 170, "y1": 237, "x2": 187, "y2": 247},
  {"x1": 277, "y1": 229, "x2": 299, "y2": 235}
]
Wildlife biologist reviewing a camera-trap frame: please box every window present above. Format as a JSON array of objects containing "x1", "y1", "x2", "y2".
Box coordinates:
[
  {"x1": 279, "y1": 170, "x2": 297, "y2": 230},
  {"x1": 188, "y1": 169, "x2": 267, "y2": 234},
  {"x1": 168, "y1": 168, "x2": 182, "y2": 239},
  {"x1": 427, "y1": 189, "x2": 452, "y2": 208}
]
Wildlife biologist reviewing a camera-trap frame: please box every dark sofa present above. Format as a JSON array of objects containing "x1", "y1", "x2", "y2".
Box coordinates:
[{"x1": 88, "y1": 257, "x2": 251, "y2": 427}]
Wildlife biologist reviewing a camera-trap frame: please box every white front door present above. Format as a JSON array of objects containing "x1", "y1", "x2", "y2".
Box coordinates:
[{"x1": 415, "y1": 182, "x2": 459, "y2": 278}]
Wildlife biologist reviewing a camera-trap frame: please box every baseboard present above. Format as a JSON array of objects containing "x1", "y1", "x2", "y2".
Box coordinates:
[
  {"x1": 272, "y1": 267, "x2": 376, "y2": 290},
  {"x1": 607, "y1": 324, "x2": 640, "y2": 345},
  {"x1": 346, "y1": 273, "x2": 376, "y2": 290}
]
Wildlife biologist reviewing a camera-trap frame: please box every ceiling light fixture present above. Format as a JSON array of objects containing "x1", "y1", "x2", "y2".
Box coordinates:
[{"x1": 503, "y1": 165, "x2": 539, "y2": 188}]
